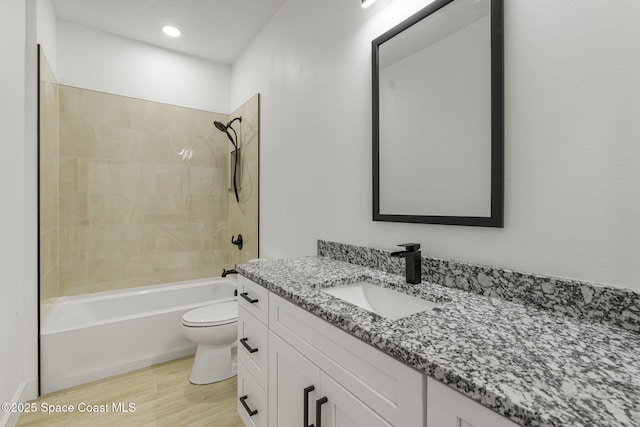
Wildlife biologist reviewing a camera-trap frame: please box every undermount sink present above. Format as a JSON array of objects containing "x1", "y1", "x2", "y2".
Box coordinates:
[{"x1": 323, "y1": 281, "x2": 444, "y2": 320}]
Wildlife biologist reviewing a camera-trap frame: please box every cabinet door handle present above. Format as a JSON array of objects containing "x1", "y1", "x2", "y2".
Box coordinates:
[
  {"x1": 240, "y1": 292, "x2": 259, "y2": 304},
  {"x1": 303, "y1": 385, "x2": 315, "y2": 427},
  {"x1": 240, "y1": 337, "x2": 259, "y2": 353},
  {"x1": 315, "y1": 396, "x2": 328, "y2": 427},
  {"x1": 239, "y1": 395, "x2": 258, "y2": 416}
]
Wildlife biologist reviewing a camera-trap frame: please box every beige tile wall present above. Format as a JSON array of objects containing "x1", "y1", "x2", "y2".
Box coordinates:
[
  {"x1": 40, "y1": 85, "x2": 258, "y2": 300},
  {"x1": 39, "y1": 52, "x2": 59, "y2": 304},
  {"x1": 228, "y1": 95, "x2": 260, "y2": 267}
]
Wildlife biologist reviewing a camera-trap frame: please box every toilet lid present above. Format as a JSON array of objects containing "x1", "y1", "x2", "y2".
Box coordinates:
[{"x1": 182, "y1": 301, "x2": 237, "y2": 327}]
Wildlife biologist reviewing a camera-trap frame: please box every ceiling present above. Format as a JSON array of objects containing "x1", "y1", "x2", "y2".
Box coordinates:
[{"x1": 51, "y1": 0, "x2": 286, "y2": 64}]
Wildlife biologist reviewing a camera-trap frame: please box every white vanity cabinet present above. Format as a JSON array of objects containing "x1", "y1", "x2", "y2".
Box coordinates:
[{"x1": 237, "y1": 275, "x2": 519, "y2": 427}]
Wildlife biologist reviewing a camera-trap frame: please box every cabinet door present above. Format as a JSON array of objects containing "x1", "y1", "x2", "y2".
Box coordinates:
[
  {"x1": 319, "y1": 372, "x2": 392, "y2": 427},
  {"x1": 269, "y1": 331, "x2": 321, "y2": 427},
  {"x1": 427, "y1": 378, "x2": 519, "y2": 427},
  {"x1": 269, "y1": 293, "x2": 425, "y2": 426}
]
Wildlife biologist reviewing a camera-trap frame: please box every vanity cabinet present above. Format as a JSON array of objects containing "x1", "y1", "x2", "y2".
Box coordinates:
[{"x1": 238, "y1": 275, "x2": 518, "y2": 427}]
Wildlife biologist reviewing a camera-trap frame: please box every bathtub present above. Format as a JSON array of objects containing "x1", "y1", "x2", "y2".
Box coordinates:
[{"x1": 41, "y1": 277, "x2": 237, "y2": 394}]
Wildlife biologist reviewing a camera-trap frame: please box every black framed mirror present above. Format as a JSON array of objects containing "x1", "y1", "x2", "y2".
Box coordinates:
[{"x1": 372, "y1": 0, "x2": 503, "y2": 227}]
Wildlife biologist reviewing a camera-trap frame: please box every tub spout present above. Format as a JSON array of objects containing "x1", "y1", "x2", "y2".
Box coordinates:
[{"x1": 222, "y1": 268, "x2": 238, "y2": 278}]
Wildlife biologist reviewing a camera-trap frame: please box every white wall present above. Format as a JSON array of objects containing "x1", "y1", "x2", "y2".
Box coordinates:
[
  {"x1": 0, "y1": 0, "x2": 26, "y2": 416},
  {"x1": 0, "y1": 0, "x2": 38, "y2": 425},
  {"x1": 230, "y1": 0, "x2": 640, "y2": 290},
  {"x1": 23, "y1": 0, "x2": 39, "y2": 405},
  {"x1": 57, "y1": 20, "x2": 231, "y2": 113},
  {"x1": 36, "y1": 0, "x2": 57, "y2": 73}
]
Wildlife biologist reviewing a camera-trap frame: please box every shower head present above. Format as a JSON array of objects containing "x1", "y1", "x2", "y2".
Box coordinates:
[
  {"x1": 213, "y1": 116, "x2": 242, "y2": 133},
  {"x1": 214, "y1": 118, "x2": 239, "y2": 149},
  {"x1": 214, "y1": 121, "x2": 227, "y2": 132}
]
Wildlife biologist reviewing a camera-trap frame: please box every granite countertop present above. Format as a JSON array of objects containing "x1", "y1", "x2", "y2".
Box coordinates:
[{"x1": 236, "y1": 256, "x2": 640, "y2": 427}]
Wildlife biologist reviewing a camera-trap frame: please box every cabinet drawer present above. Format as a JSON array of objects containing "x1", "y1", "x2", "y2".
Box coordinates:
[
  {"x1": 238, "y1": 306, "x2": 269, "y2": 389},
  {"x1": 238, "y1": 275, "x2": 269, "y2": 325},
  {"x1": 238, "y1": 360, "x2": 268, "y2": 427}
]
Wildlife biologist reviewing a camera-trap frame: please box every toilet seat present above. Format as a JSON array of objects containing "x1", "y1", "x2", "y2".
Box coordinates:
[{"x1": 182, "y1": 301, "x2": 237, "y2": 327}]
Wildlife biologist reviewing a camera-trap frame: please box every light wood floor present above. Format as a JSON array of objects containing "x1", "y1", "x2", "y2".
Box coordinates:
[{"x1": 17, "y1": 356, "x2": 244, "y2": 427}]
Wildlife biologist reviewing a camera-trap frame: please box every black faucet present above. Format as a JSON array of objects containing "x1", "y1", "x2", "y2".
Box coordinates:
[
  {"x1": 390, "y1": 243, "x2": 422, "y2": 284},
  {"x1": 222, "y1": 268, "x2": 238, "y2": 278}
]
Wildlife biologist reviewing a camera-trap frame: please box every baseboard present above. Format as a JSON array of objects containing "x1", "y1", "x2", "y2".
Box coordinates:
[{"x1": 0, "y1": 378, "x2": 37, "y2": 427}]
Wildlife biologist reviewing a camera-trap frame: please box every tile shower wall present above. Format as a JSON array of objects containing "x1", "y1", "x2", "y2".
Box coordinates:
[
  {"x1": 52, "y1": 85, "x2": 231, "y2": 296},
  {"x1": 39, "y1": 53, "x2": 59, "y2": 303},
  {"x1": 228, "y1": 95, "x2": 260, "y2": 267}
]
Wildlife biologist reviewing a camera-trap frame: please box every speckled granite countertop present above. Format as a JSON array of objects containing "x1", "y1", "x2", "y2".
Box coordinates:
[{"x1": 237, "y1": 257, "x2": 640, "y2": 427}]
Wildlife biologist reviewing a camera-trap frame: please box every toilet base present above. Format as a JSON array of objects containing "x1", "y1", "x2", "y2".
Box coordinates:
[{"x1": 189, "y1": 344, "x2": 237, "y2": 385}]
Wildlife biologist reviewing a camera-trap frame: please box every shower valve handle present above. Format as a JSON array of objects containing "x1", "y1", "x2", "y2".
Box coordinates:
[{"x1": 231, "y1": 234, "x2": 243, "y2": 250}]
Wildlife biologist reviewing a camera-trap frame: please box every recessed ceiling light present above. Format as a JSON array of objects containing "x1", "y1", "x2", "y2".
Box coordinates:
[{"x1": 162, "y1": 25, "x2": 181, "y2": 37}]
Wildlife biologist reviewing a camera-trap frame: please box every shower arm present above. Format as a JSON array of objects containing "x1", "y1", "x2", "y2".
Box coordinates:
[{"x1": 227, "y1": 117, "x2": 242, "y2": 128}]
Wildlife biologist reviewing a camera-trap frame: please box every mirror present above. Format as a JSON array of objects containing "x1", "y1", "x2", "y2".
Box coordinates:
[{"x1": 372, "y1": 0, "x2": 503, "y2": 227}]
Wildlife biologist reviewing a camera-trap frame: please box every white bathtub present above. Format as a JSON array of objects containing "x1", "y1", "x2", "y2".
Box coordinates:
[{"x1": 41, "y1": 277, "x2": 237, "y2": 394}]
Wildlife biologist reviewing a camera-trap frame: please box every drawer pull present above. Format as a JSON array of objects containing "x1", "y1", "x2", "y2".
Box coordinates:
[
  {"x1": 314, "y1": 397, "x2": 328, "y2": 427},
  {"x1": 240, "y1": 292, "x2": 259, "y2": 304},
  {"x1": 239, "y1": 395, "x2": 258, "y2": 416},
  {"x1": 303, "y1": 385, "x2": 315, "y2": 427},
  {"x1": 240, "y1": 337, "x2": 259, "y2": 353}
]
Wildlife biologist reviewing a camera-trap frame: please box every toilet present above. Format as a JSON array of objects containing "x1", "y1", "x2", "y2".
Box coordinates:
[{"x1": 181, "y1": 301, "x2": 238, "y2": 384}]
